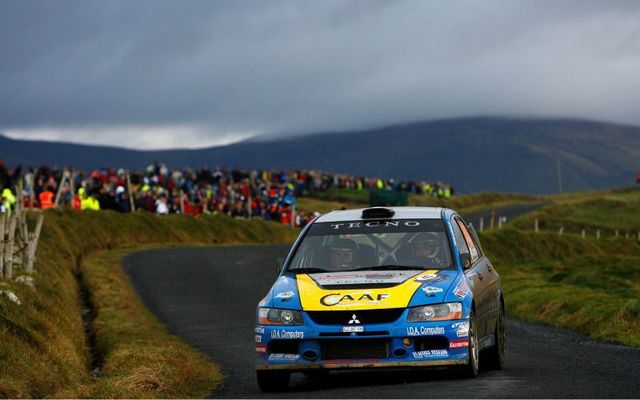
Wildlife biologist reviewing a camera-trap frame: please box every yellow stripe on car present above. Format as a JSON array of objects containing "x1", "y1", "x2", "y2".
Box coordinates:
[{"x1": 297, "y1": 270, "x2": 439, "y2": 311}]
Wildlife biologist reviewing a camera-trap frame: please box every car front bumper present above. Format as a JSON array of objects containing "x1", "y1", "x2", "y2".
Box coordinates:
[{"x1": 255, "y1": 315, "x2": 471, "y2": 371}]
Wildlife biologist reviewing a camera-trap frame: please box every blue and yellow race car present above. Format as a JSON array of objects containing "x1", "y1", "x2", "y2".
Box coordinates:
[{"x1": 255, "y1": 206, "x2": 505, "y2": 391}]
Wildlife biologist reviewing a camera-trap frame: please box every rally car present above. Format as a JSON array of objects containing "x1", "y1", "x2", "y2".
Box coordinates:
[{"x1": 255, "y1": 206, "x2": 505, "y2": 391}]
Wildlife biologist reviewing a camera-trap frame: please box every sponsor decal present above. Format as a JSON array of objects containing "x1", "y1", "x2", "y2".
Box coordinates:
[
  {"x1": 364, "y1": 273, "x2": 395, "y2": 280},
  {"x1": 453, "y1": 280, "x2": 469, "y2": 299},
  {"x1": 415, "y1": 273, "x2": 446, "y2": 283},
  {"x1": 451, "y1": 321, "x2": 469, "y2": 337},
  {"x1": 422, "y1": 286, "x2": 443, "y2": 296},
  {"x1": 268, "y1": 353, "x2": 300, "y2": 361},
  {"x1": 271, "y1": 330, "x2": 304, "y2": 339},
  {"x1": 342, "y1": 326, "x2": 364, "y2": 333},
  {"x1": 275, "y1": 291, "x2": 295, "y2": 301},
  {"x1": 321, "y1": 273, "x2": 360, "y2": 280},
  {"x1": 309, "y1": 270, "x2": 420, "y2": 286},
  {"x1": 330, "y1": 220, "x2": 422, "y2": 230},
  {"x1": 255, "y1": 344, "x2": 267, "y2": 353},
  {"x1": 320, "y1": 292, "x2": 390, "y2": 307},
  {"x1": 348, "y1": 314, "x2": 360, "y2": 324},
  {"x1": 412, "y1": 349, "x2": 449, "y2": 359},
  {"x1": 255, "y1": 327, "x2": 265, "y2": 334},
  {"x1": 407, "y1": 326, "x2": 445, "y2": 336},
  {"x1": 449, "y1": 339, "x2": 469, "y2": 349},
  {"x1": 255, "y1": 335, "x2": 262, "y2": 343}
]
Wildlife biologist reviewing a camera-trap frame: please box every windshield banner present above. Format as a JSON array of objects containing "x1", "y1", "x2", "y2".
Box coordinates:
[{"x1": 307, "y1": 219, "x2": 446, "y2": 236}]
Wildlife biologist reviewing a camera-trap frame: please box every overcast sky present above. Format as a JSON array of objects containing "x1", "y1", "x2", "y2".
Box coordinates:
[{"x1": 1, "y1": 0, "x2": 639, "y2": 149}]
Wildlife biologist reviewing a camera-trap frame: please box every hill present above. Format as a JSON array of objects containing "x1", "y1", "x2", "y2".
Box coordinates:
[{"x1": 2, "y1": 117, "x2": 640, "y2": 194}]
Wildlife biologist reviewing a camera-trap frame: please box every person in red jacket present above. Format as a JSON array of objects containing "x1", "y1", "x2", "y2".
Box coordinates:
[{"x1": 39, "y1": 186, "x2": 55, "y2": 209}]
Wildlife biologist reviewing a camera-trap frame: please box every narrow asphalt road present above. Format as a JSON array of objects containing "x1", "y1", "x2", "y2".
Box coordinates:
[{"x1": 124, "y1": 243, "x2": 640, "y2": 398}]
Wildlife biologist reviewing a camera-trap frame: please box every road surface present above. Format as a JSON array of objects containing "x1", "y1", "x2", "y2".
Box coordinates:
[{"x1": 124, "y1": 243, "x2": 640, "y2": 398}]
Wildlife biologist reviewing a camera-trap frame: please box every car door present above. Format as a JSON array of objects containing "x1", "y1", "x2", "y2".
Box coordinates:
[
  {"x1": 453, "y1": 216, "x2": 492, "y2": 338},
  {"x1": 466, "y1": 221, "x2": 501, "y2": 334}
]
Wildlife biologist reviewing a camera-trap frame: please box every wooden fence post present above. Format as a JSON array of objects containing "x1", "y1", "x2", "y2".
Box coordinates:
[
  {"x1": 28, "y1": 173, "x2": 36, "y2": 208},
  {"x1": 26, "y1": 214, "x2": 44, "y2": 273},
  {"x1": 291, "y1": 205, "x2": 296, "y2": 227},
  {"x1": 13, "y1": 188, "x2": 27, "y2": 270},
  {"x1": 596, "y1": 229, "x2": 600, "y2": 240},
  {"x1": 126, "y1": 173, "x2": 136, "y2": 212},
  {"x1": 498, "y1": 216, "x2": 503, "y2": 230},
  {"x1": 615, "y1": 229, "x2": 619, "y2": 238},
  {"x1": 54, "y1": 171, "x2": 68, "y2": 207},
  {"x1": 4, "y1": 215, "x2": 17, "y2": 279},
  {"x1": 581, "y1": 229, "x2": 586, "y2": 239},
  {"x1": 489, "y1": 209, "x2": 495, "y2": 230},
  {"x1": 558, "y1": 226, "x2": 564, "y2": 235},
  {"x1": 478, "y1": 217, "x2": 484, "y2": 233},
  {"x1": 69, "y1": 170, "x2": 76, "y2": 208},
  {"x1": 0, "y1": 213, "x2": 5, "y2": 278},
  {"x1": 534, "y1": 218, "x2": 539, "y2": 233}
]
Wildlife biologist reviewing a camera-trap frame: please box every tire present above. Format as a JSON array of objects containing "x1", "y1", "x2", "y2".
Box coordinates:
[
  {"x1": 459, "y1": 310, "x2": 479, "y2": 378},
  {"x1": 256, "y1": 370, "x2": 291, "y2": 391},
  {"x1": 484, "y1": 302, "x2": 506, "y2": 370}
]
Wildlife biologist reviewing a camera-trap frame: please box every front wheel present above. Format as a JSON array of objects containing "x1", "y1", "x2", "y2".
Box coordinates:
[
  {"x1": 484, "y1": 302, "x2": 506, "y2": 370},
  {"x1": 459, "y1": 310, "x2": 479, "y2": 378},
  {"x1": 256, "y1": 370, "x2": 291, "y2": 391}
]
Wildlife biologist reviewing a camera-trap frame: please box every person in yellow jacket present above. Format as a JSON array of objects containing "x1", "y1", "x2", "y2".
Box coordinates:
[
  {"x1": 80, "y1": 189, "x2": 101, "y2": 211},
  {"x1": 2, "y1": 188, "x2": 16, "y2": 214}
]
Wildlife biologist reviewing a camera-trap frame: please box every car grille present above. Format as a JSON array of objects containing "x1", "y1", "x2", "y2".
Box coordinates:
[
  {"x1": 322, "y1": 339, "x2": 389, "y2": 360},
  {"x1": 307, "y1": 309, "x2": 405, "y2": 325}
]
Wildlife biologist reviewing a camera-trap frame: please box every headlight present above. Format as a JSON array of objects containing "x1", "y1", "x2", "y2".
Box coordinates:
[
  {"x1": 407, "y1": 302, "x2": 462, "y2": 322},
  {"x1": 258, "y1": 308, "x2": 303, "y2": 325}
]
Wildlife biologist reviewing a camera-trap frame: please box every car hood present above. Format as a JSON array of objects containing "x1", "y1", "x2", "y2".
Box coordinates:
[{"x1": 286, "y1": 269, "x2": 459, "y2": 311}]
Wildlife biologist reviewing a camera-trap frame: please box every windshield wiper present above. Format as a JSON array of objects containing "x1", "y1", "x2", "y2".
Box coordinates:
[
  {"x1": 288, "y1": 267, "x2": 330, "y2": 274},
  {"x1": 351, "y1": 265, "x2": 425, "y2": 271}
]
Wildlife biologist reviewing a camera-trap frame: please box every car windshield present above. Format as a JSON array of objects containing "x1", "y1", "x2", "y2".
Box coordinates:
[{"x1": 287, "y1": 219, "x2": 453, "y2": 273}]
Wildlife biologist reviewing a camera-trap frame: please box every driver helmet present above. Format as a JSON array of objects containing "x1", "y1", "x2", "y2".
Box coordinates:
[
  {"x1": 330, "y1": 238, "x2": 359, "y2": 269},
  {"x1": 411, "y1": 232, "x2": 440, "y2": 259}
]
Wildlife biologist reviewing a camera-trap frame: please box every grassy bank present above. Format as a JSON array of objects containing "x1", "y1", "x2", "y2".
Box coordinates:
[
  {"x1": 481, "y1": 229, "x2": 640, "y2": 346},
  {"x1": 0, "y1": 210, "x2": 297, "y2": 398},
  {"x1": 479, "y1": 187, "x2": 640, "y2": 347}
]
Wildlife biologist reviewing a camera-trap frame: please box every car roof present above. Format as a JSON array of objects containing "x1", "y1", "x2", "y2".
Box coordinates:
[{"x1": 315, "y1": 206, "x2": 445, "y2": 223}]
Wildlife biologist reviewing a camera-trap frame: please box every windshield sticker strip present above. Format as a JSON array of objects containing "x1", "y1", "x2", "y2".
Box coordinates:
[{"x1": 307, "y1": 219, "x2": 446, "y2": 236}]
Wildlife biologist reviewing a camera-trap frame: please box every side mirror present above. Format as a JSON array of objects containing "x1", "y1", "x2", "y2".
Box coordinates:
[
  {"x1": 275, "y1": 257, "x2": 285, "y2": 276},
  {"x1": 460, "y1": 253, "x2": 472, "y2": 270}
]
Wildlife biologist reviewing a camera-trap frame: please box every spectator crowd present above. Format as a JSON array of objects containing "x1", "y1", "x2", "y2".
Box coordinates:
[{"x1": 0, "y1": 160, "x2": 455, "y2": 227}]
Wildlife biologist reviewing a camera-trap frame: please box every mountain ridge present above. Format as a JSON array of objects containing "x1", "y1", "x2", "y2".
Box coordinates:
[{"x1": 2, "y1": 117, "x2": 639, "y2": 194}]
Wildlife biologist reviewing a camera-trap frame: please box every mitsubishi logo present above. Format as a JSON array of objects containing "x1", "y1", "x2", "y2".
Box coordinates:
[{"x1": 348, "y1": 314, "x2": 360, "y2": 324}]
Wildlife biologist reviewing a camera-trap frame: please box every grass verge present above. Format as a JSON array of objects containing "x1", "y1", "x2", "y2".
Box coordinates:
[
  {"x1": 482, "y1": 230, "x2": 640, "y2": 347},
  {"x1": 0, "y1": 210, "x2": 297, "y2": 398}
]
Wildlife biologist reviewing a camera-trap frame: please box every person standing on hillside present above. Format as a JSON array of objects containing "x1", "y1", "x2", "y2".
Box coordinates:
[{"x1": 39, "y1": 186, "x2": 55, "y2": 209}]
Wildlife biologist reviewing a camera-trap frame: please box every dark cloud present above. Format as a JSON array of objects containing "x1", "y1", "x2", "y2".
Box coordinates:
[{"x1": 1, "y1": 0, "x2": 639, "y2": 148}]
